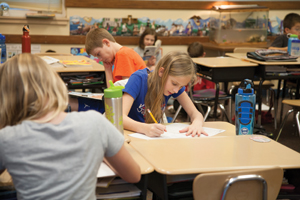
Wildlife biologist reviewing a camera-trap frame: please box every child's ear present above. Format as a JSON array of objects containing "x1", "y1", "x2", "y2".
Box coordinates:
[
  {"x1": 102, "y1": 38, "x2": 110, "y2": 47},
  {"x1": 158, "y1": 67, "x2": 165, "y2": 77},
  {"x1": 284, "y1": 27, "x2": 291, "y2": 34}
]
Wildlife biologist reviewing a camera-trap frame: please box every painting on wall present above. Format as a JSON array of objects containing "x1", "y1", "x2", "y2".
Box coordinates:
[{"x1": 70, "y1": 14, "x2": 284, "y2": 37}]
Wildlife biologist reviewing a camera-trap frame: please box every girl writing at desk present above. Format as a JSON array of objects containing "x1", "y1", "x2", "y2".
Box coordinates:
[
  {"x1": 123, "y1": 51, "x2": 208, "y2": 137},
  {"x1": 0, "y1": 54, "x2": 140, "y2": 200}
]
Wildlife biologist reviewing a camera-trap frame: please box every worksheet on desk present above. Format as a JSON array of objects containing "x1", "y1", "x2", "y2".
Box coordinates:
[{"x1": 129, "y1": 123, "x2": 225, "y2": 140}]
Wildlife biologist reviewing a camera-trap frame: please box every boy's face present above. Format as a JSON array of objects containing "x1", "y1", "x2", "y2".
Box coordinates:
[
  {"x1": 286, "y1": 22, "x2": 300, "y2": 35},
  {"x1": 90, "y1": 41, "x2": 115, "y2": 66}
]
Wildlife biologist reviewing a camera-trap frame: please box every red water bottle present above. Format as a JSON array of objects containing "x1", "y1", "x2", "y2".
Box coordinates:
[{"x1": 22, "y1": 25, "x2": 31, "y2": 53}]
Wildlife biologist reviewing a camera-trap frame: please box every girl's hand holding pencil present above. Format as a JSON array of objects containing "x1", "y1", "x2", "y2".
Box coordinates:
[{"x1": 145, "y1": 109, "x2": 166, "y2": 137}]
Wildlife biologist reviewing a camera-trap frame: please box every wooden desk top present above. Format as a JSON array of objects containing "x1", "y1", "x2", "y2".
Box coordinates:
[
  {"x1": 124, "y1": 143, "x2": 154, "y2": 175},
  {"x1": 226, "y1": 53, "x2": 300, "y2": 66},
  {"x1": 130, "y1": 135, "x2": 300, "y2": 175},
  {"x1": 192, "y1": 57, "x2": 258, "y2": 68},
  {"x1": 124, "y1": 121, "x2": 236, "y2": 142},
  {"x1": 202, "y1": 42, "x2": 269, "y2": 52},
  {"x1": 43, "y1": 56, "x2": 105, "y2": 73}
]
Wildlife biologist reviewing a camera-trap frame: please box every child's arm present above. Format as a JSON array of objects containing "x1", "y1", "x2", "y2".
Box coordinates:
[
  {"x1": 105, "y1": 145, "x2": 141, "y2": 183},
  {"x1": 123, "y1": 93, "x2": 166, "y2": 137},
  {"x1": 103, "y1": 61, "x2": 114, "y2": 87},
  {"x1": 176, "y1": 92, "x2": 208, "y2": 137}
]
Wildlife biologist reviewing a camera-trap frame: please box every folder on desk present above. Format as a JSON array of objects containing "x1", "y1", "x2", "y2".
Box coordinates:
[{"x1": 247, "y1": 50, "x2": 298, "y2": 62}]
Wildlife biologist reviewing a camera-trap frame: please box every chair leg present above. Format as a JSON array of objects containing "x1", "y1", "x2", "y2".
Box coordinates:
[
  {"x1": 219, "y1": 104, "x2": 231, "y2": 123},
  {"x1": 171, "y1": 105, "x2": 182, "y2": 123},
  {"x1": 203, "y1": 105, "x2": 211, "y2": 122},
  {"x1": 296, "y1": 111, "x2": 300, "y2": 137},
  {"x1": 276, "y1": 108, "x2": 294, "y2": 141}
]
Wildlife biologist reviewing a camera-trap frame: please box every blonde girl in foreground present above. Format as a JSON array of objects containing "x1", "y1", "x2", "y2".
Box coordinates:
[
  {"x1": 123, "y1": 51, "x2": 208, "y2": 137},
  {"x1": 0, "y1": 53, "x2": 140, "y2": 200}
]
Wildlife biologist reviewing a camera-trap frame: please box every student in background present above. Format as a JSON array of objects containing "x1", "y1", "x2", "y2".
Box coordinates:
[
  {"x1": 187, "y1": 42, "x2": 215, "y2": 90},
  {"x1": 122, "y1": 51, "x2": 208, "y2": 137},
  {"x1": 0, "y1": 54, "x2": 140, "y2": 200},
  {"x1": 134, "y1": 28, "x2": 162, "y2": 70},
  {"x1": 269, "y1": 13, "x2": 300, "y2": 51},
  {"x1": 69, "y1": 28, "x2": 146, "y2": 112}
]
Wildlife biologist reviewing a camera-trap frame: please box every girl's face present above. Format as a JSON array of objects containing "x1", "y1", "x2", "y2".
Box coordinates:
[
  {"x1": 143, "y1": 34, "x2": 155, "y2": 46},
  {"x1": 163, "y1": 75, "x2": 191, "y2": 96}
]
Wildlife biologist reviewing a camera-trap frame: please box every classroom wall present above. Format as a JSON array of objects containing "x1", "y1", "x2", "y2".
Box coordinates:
[{"x1": 1, "y1": 8, "x2": 300, "y2": 55}]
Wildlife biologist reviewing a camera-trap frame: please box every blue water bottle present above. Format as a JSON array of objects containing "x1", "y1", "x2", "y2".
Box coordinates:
[
  {"x1": 0, "y1": 34, "x2": 7, "y2": 64},
  {"x1": 288, "y1": 34, "x2": 298, "y2": 55},
  {"x1": 235, "y1": 79, "x2": 256, "y2": 135}
]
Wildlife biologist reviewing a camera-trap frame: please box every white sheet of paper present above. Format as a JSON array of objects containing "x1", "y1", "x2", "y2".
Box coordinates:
[
  {"x1": 129, "y1": 123, "x2": 225, "y2": 140},
  {"x1": 97, "y1": 162, "x2": 116, "y2": 178}
]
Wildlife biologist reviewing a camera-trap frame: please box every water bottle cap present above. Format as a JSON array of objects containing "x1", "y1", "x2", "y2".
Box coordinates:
[
  {"x1": 238, "y1": 79, "x2": 254, "y2": 95},
  {"x1": 23, "y1": 25, "x2": 30, "y2": 32},
  {"x1": 289, "y1": 34, "x2": 298, "y2": 38},
  {"x1": 104, "y1": 80, "x2": 125, "y2": 98}
]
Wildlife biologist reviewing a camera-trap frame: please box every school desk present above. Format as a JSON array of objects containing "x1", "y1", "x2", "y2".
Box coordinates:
[
  {"x1": 129, "y1": 135, "x2": 300, "y2": 200},
  {"x1": 123, "y1": 142, "x2": 154, "y2": 200},
  {"x1": 192, "y1": 57, "x2": 258, "y2": 119},
  {"x1": 45, "y1": 55, "x2": 105, "y2": 92},
  {"x1": 202, "y1": 42, "x2": 268, "y2": 57},
  {"x1": 225, "y1": 52, "x2": 300, "y2": 125}
]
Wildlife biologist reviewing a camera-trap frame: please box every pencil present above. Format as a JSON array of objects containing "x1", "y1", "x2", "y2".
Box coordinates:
[{"x1": 147, "y1": 109, "x2": 158, "y2": 123}]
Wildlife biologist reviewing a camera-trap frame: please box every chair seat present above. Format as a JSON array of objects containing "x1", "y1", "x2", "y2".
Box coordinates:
[
  {"x1": 282, "y1": 99, "x2": 300, "y2": 107},
  {"x1": 192, "y1": 89, "x2": 231, "y2": 101}
]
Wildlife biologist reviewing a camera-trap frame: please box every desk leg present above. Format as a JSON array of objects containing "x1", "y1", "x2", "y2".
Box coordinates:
[
  {"x1": 279, "y1": 80, "x2": 287, "y2": 124},
  {"x1": 257, "y1": 80, "x2": 263, "y2": 125},
  {"x1": 148, "y1": 171, "x2": 168, "y2": 200},
  {"x1": 135, "y1": 174, "x2": 148, "y2": 200},
  {"x1": 214, "y1": 82, "x2": 220, "y2": 120},
  {"x1": 296, "y1": 79, "x2": 300, "y2": 99}
]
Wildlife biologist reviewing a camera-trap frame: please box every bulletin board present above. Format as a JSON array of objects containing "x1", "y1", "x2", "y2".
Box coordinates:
[{"x1": 65, "y1": 0, "x2": 300, "y2": 10}]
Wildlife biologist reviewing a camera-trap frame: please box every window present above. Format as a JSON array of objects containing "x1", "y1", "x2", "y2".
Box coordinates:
[{"x1": 3, "y1": 0, "x2": 65, "y2": 18}]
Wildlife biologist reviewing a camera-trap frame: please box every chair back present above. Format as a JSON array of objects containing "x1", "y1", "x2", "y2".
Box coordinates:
[
  {"x1": 193, "y1": 167, "x2": 283, "y2": 200},
  {"x1": 233, "y1": 47, "x2": 266, "y2": 53}
]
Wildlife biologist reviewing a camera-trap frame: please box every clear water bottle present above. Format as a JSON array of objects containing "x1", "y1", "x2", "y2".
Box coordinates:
[
  {"x1": 291, "y1": 39, "x2": 300, "y2": 56},
  {"x1": 104, "y1": 80, "x2": 125, "y2": 134},
  {"x1": 0, "y1": 34, "x2": 7, "y2": 64},
  {"x1": 288, "y1": 34, "x2": 298, "y2": 55},
  {"x1": 235, "y1": 79, "x2": 256, "y2": 135}
]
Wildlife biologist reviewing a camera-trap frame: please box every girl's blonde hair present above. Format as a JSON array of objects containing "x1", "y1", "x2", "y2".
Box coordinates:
[
  {"x1": 0, "y1": 53, "x2": 68, "y2": 129},
  {"x1": 144, "y1": 51, "x2": 195, "y2": 123}
]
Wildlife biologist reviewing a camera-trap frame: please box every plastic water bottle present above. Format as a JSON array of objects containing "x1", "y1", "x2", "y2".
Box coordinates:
[
  {"x1": 0, "y1": 34, "x2": 7, "y2": 63},
  {"x1": 291, "y1": 39, "x2": 300, "y2": 56},
  {"x1": 22, "y1": 25, "x2": 31, "y2": 53},
  {"x1": 287, "y1": 34, "x2": 298, "y2": 55},
  {"x1": 235, "y1": 79, "x2": 256, "y2": 135},
  {"x1": 104, "y1": 80, "x2": 125, "y2": 134}
]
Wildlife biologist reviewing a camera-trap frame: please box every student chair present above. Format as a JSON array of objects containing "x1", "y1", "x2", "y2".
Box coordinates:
[
  {"x1": 193, "y1": 167, "x2": 283, "y2": 200},
  {"x1": 171, "y1": 88, "x2": 232, "y2": 123},
  {"x1": 276, "y1": 99, "x2": 300, "y2": 141}
]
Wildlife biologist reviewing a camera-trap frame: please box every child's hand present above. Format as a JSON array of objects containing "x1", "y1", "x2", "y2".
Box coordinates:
[
  {"x1": 103, "y1": 60, "x2": 114, "y2": 69},
  {"x1": 145, "y1": 124, "x2": 166, "y2": 137},
  {"x1": 179, "y1": 124, "x2": 208, "y2": 137},
  {"x1": 147, "y1": 56, "x2": 156, "y2": 67}
]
